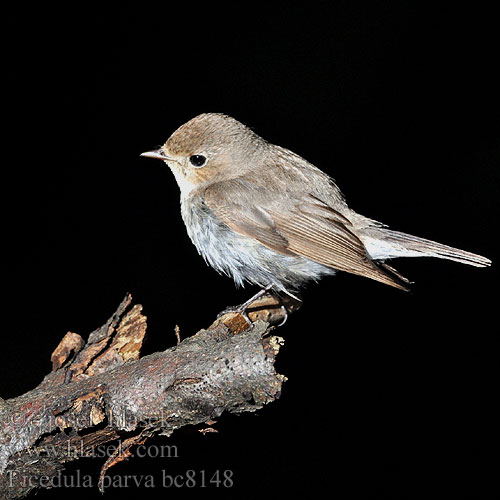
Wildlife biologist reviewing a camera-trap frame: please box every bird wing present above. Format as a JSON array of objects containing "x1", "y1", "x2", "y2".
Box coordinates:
[{"x1": 203, "y1": 179, "x2": 409, "y2": 290}]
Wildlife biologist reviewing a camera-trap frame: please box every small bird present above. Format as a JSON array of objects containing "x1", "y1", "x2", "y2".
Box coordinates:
[{"x1": 142, "y1": 113, "x2": 491, "y2": 315}]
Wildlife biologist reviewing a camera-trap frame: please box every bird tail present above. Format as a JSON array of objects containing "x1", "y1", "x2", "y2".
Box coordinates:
[{"x1": 362, "y1": 228, "x2": 492, "y2": 267}]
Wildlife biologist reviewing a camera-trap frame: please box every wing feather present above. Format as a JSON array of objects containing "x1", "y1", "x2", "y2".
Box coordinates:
[{"x1": 203, "y1": 181, "x2": 408, "y2": 290}]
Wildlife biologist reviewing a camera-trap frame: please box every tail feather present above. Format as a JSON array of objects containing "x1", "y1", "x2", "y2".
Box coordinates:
[{"x1": 362, "y1": 228, "x2": 492, "y2": 267}]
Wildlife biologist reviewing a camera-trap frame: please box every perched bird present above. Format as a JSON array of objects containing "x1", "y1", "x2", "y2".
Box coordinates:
[{"x1": 141, "y1": 113, "x2": 491, "y2": 315}]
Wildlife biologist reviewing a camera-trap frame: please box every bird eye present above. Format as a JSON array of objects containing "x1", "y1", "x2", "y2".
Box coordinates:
[{"x1": 189, "y1": 154, "x2": 207, "y2": 168}]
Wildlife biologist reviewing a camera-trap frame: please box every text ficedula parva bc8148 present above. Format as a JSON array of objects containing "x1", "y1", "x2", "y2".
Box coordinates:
[{"x1": 141, "y1": 113, "x2": 491, "y2": 303}]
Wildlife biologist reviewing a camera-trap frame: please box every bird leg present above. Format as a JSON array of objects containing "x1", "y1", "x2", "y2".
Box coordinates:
[
  {"x1": 217, "y1": 285, "x2": 275, "y2": 326},
  {"x1": 217, "y1": 285, "x2": 298, "y2": 327}
]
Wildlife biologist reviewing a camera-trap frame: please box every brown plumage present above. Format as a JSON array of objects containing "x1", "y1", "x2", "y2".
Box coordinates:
[{"x1": 203, "y1": 180, "x2": 410, "y2": 290}]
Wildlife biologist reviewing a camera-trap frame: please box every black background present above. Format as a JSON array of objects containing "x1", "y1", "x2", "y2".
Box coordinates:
[{"x1": 3, "y1": 2, "x2": 499, "y2": 498}]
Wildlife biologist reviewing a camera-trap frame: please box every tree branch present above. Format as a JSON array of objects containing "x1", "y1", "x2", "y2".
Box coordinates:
[{"x1": 0, "y1": 293, "x2": 292, "y2": 499}]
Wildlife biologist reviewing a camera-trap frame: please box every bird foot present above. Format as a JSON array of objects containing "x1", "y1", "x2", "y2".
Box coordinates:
[
  {"x1": 216, "y1": 286, "x2": 297, "y2": 328},
  {"x1": 216, "y1": 304, "x2": 253, "y2": 327}
]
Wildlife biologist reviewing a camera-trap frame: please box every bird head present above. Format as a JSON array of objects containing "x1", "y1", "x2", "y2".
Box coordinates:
[{"x1": 141, "y1": 113, "x2": 265, "y2": 196}]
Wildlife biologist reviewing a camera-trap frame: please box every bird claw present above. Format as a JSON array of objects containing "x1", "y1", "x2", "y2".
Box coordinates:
[{"x1": 277, "y1": 305, "x2": 288, "y2": 326}]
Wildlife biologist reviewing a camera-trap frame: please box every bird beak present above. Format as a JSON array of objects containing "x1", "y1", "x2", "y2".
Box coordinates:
[{"x1": 140, "y1": 149, "x2": 171, "y2": 161}]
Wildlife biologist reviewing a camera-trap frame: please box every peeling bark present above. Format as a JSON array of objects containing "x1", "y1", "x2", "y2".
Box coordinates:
[{"x1": 0, "y1": 293, "x2": 292, "y2": 499}]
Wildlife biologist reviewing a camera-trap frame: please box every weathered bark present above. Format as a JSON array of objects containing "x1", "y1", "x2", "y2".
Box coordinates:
[{"x1": 0, "y1": 293, "x2": 292, "y2": 499}]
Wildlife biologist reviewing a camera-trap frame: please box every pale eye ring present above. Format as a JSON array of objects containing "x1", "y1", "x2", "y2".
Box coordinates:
[{"x1": 189, "y1": 154, "x2": 207, "y2": 168}]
